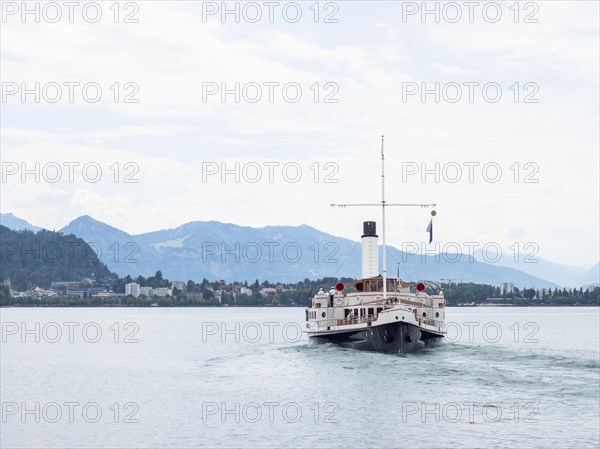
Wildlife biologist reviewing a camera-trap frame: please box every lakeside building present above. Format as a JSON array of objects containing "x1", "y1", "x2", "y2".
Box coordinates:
[
  {"x1": 170, "y1": 281, "x2": 186, "y2": 291},
  {"x1": 22, "y1": 287, "x2": 57, "y2": 299},
  {"x1": 139, "y1": 286, "x2": 173, "y2": 297},
  {"x1": 51, "y1": 281, "x2": 83, "y2": 290},
  {"x1": 500, "y1": 282, "x2": 514, "y2": 295},
  {"x1": 260, "y1": 287, "x2": 277, "y2": 297},
  {"x1": 125, "y1": 282, "x2": 141, "y2": 297},
  {"x1": 66, "y1": 287, "x2": 107, "y2": 298}
]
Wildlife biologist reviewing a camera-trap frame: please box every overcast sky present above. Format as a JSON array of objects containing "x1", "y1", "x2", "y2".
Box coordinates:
[{"x1": 1, "y1": 1, "x2": 598, "y2": 267}]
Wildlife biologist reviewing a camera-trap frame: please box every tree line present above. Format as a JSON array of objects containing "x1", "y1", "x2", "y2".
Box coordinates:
[
  {"x1": 0, "y1": 225, "x2": 116, "y2": 291},
  {"x1": 2, "y1": 276, "x2": 598, "y2": 307}
]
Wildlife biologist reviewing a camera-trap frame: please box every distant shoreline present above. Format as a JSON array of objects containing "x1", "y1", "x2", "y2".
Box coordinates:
[{"x1": 2, "y1": 304, "x2": 598, "y2": 308}]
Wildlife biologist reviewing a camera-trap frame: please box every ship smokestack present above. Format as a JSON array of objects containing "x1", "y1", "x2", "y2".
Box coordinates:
[{"x1": 361, "y1": 221, "x2": 379, "y2": 279}]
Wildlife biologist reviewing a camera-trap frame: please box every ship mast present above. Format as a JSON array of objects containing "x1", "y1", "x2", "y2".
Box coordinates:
[
  {"x1": 331, "y1": 136, "x2": 437, "y2": 300},
  {"x1": 380, "y1": 135, "x2": 388, "y2": 299}
]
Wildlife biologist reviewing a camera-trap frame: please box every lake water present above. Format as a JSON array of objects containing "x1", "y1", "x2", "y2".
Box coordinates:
[{"x1": 1, "y1": 307, "x2": 599, "y2": 448}]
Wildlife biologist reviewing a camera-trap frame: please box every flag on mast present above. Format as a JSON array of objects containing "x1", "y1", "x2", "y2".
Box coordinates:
[{"x1": 426, "y1": 219, "x2": 433, "y2": 244}]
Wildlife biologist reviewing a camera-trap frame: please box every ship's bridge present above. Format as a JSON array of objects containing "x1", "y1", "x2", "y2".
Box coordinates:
[{"x1": 353, "y1": 276, "x2": 400, "y2": 294}]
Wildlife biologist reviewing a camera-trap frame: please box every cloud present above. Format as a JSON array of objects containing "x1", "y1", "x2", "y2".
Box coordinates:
[
  {"x1": 1, "y1": 1, "x2": 598, "y2": 266},
  {"x1": 430, "y1": 62, "x2": 478, "y2": 75}
]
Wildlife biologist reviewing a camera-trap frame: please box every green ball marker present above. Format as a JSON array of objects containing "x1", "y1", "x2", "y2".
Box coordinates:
[{"x1": 431, "y1": 210, "x2": 437, "y2": 216}]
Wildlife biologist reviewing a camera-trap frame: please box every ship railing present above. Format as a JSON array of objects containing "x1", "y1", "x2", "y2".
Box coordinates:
[
  {"x1": 335, "y1": 314, "x2": 377, "y2": 326},
  {"x1": 416, "y1": 316, "x2": 444, "y2": 332},
  {"x1": 399, "y1": 298, "x2": 429, "y2": 308},
  {"x1": 314, "y1": 319, "x2": 340, "y2": 330}
]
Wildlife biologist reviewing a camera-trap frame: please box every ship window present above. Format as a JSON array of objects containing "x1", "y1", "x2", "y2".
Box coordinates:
[
  {"x1": 435, "y1": 312, "x2": 439, "y2": 318},
  {"x1": 368, "y1": 308, "x2": 374, "y2": 316},
  {"x1": 377, "y1": 308, "x2": 382, "y2": 314},
  {"x1": 354, "y1": 309, "x2": 359, "y2": 317},
  {"x1": 322, "y1": 312, "x2": 326, "y2": 318},
  {"x1": 422, "y1": 312, "x2": 427, "y2": 317},
  {"x1": 368, "y1": 280, "x2": 380, "y2": 292}
]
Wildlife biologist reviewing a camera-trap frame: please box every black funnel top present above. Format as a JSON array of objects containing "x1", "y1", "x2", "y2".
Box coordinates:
[{"x1": 362, "y1": 221, "x2": 378, "y2": 238}]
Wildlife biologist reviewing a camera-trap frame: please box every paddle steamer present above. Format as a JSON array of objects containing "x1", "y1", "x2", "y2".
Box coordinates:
[{"x1": 304, "y1": 137, "x2": 446, "y2": 352}]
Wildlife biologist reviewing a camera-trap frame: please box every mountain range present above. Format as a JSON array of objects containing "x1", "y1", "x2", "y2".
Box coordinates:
[
  {"x1": 1, "y1": 213, "x2": 598, "y2": 288},
  {"x1": 0, "y1": 213, "x2": 42, "y2": 233}
]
